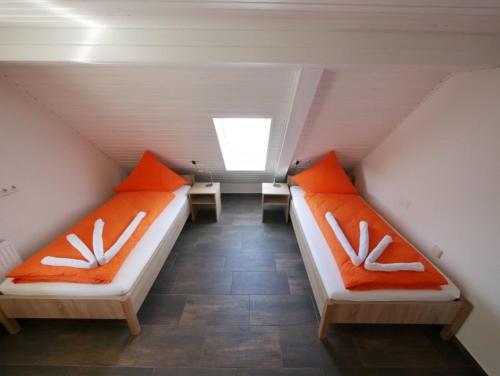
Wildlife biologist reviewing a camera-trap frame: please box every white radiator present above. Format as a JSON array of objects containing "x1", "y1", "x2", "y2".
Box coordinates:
[{"x1": 0, "y1": 240, "x2": 22, "y2": 281}]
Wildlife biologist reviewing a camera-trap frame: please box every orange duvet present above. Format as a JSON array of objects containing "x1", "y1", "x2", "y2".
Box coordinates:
[
  {"x1": 305, "y1": 193, "x2": 448, "y2": 290},
  {"x1": 8, "y1": 191, "x2": 174, "y2": 284}
]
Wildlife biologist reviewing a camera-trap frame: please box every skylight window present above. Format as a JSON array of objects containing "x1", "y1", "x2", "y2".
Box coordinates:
[{"x1": 213, "y1": 118, "x2": 271, "y2": 171}]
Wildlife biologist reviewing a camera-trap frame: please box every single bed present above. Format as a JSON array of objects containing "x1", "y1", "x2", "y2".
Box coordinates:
[
  {"x1": 0, "y1": 180, "x2": 192, "y2": 335},
  {"x1": 289, "y1": 183, "x2": 472, "y2": 341}
]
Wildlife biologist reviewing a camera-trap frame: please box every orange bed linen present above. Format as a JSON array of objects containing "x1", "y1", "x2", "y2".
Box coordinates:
[
  {"x1": 8, "y1": 191, "x2": 174, "y2": 284},
  {"x1": 305, "y1": 193, "x2": 448, "y2": 290}
]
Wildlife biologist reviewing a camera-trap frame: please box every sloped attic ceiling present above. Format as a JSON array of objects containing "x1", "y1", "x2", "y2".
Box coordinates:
[
  {"x1": 1, "y1": 64, "x2": 450, "y2": 186},
  {"x1": 1, "y1": 1, "x2": 497, "y2": 189},
  {"x1": 1, "y1": 64, "x2": 297, "y2": 185},
  {"x1": 294, "y1": 67, "x2": 451, "y2": 169}
]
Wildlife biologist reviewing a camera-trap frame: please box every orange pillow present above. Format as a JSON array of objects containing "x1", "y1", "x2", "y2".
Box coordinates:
[
  {"x1": 293, "y1": 151, "x2": 357, "y2": 194},
  {"x1": 114, "y1": 151, "x2": 187, "y2": 192}
]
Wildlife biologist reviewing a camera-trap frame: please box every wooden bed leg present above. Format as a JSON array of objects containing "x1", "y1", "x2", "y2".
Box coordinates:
[
  {"x1": 441, "y1": 298, "x2": 473, "y2": 341},
  {"x1": 318, "y1": 304, "x2": 334, "y2": 341},
  {"x1": 121, "y1": 299, "x2": 141, "y2": 336},
  {"x1": 0, "y1": 306, "x2": 21, "y2": 335}
]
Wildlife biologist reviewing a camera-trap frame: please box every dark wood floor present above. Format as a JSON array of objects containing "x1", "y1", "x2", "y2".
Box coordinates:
[{"x1": 0, "y1": 195, "x2": 484, "y2": 375}]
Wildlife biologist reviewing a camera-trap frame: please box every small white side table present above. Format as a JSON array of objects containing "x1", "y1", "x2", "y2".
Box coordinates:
[
  {"x1": 189, "y1": 182, "x2": 221, "y2": 222},
  {"x1": 261, "y1": 183, "x2": 290, "y2": 223}
]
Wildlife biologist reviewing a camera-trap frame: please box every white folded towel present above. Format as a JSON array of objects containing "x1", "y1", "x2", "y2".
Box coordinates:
[
  {"x1": 358, "y1": 220, "x2": 369, "y2": 262},
  {"x1": 325, "y1": 211, "x2": 424, "y2": 272},
  {"x1": 67, "y1": 233, "x2": 99, "y2": 264},
  {"x1": 94, "y1": 211, "x2": 146, "y2": 265},
  {"x1": 41, "y1": 233, "x2": 99, "y2": 269},
  {"x1": 41, "y1": 256, "x2": 97, "y2": 269},
  {"x1": 41, "y1": 211, "x2": 147, "y2": 269},
  {"x1": 364, "y1": 234, "x2": 424, "y2": 272},
  {"x1": 93, "y1": 218, "x2": 105, "y2": 265},
  {"x1": 325, "y1": 212, "x2": 368, "y2": 266}
]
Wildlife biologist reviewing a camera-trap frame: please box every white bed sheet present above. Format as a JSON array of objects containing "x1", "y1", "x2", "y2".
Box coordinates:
[
  {"x1": 0, "y1": 185, "x2": 190, "y2": 297},
  {"x1": 290, "y1": 186, "x2": 460, "y2": 302}
]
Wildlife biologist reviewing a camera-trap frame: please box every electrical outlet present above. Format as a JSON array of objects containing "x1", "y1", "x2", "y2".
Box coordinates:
[
  {"x1": 0, "y1": 184, "x2": 19, "y2": 198},
  {"x1": 430, "y1": 245, "x2": 444, "y2": 259},
  {"x1": 398, "y1": 197, "x2": 411, "y2": 209}
]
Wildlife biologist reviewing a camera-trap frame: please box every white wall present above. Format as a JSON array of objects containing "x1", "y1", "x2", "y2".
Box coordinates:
[
  {"x1": 0, "y1": 79, "x2": 124, "y2": 259},
  {"x1": 355, "y1": 68, "x2": 500, "y2": 375}
]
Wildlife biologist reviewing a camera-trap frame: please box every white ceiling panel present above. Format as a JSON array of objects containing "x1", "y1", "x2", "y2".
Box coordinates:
[
  {"x1": 1, "y1": 64, "x2": 297, "y2": 183},
  {"x1": 293, "y1": 67, "x2": 451, "y2": 170},
  {"x1": 1, "y1": 1, "x2": 500, "y2": 32},
  {"x1": 0, "y1": 1, "x2": 497, "y2": 190},
  {"x1": 1, "y1": 1, "x2": 499, "y2": 67},
  {"x1": 1, "y1": 63, "x2": 452, "y2": 183}
]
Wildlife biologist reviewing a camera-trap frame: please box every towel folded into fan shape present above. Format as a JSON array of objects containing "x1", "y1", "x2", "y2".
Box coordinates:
[
  {"x1": 41, "y1": 211, "x2": 146, "y2": 269},
  {"x1": 325, "y1": 212, "x2": 424, "y2": 272}
]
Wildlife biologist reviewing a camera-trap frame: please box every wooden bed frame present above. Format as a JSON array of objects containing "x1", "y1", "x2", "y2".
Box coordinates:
[
  {"x1": 287, "y1": 177, "x2": 472, "y2": 341},
  {"x1": 0, "y1": 176, "x2": 194, "y2": 336}
]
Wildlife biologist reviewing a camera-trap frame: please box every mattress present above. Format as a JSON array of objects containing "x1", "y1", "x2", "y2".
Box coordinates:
[
  {"x1": 290, "y1": 186, "x2": 460, "y2": 302},
  {"x1": 0, "y1": 185, "x2": 190, "y2": 297}
]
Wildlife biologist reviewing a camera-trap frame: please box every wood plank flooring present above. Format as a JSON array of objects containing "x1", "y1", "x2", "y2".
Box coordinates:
[{"x1": 0, "y1": 195, "x2": 485, "y2": 375}]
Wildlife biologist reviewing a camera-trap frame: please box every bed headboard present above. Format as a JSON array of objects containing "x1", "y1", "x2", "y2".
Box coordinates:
[
  {"x1": 0, "y1": 240, "x2": 22, "y2": 282},
  {"x1": 287, "y1": 173, "x2": 355, "y2": 187},
  {"x1": 181, "y1": 174, "x2": 195, "y2": 186},
  {"x1": 287, "y1": 175, "x2": 298, "y2": 186}
]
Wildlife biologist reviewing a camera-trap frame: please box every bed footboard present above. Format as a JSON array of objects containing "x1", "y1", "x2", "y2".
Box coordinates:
[
  {"x1": 318, "y1": 298, "x2": 472, "y2": 341},
  {"x1": 0, "y1": 305, "x2": 20, "y2": 334},
  {"x1": 440, "y1": 298, "x2": 473, "y2": 340},
  {"x1": 121, "y1": 298, "x2": 141, "y2": 335}
]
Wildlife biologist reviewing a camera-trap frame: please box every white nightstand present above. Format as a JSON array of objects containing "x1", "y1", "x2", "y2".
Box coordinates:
[
  {"x1": 262, "y1": 183, "x2": 290, "y2": 223},
  {"x1": 189, "y1": 182, "x2": 221, "y2": 222}
]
